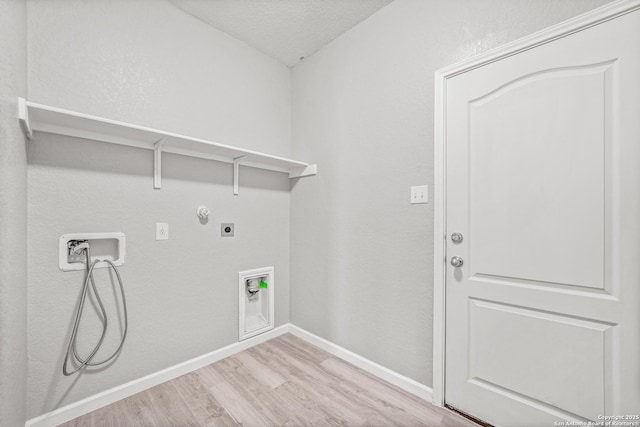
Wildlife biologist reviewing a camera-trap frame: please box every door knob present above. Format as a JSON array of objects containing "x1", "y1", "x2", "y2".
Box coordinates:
[
  {"x1": 451, "y1": 232, "x2": 463, "y2": 243},
  {"x1": 450, "y1": 256, "x2": 464, "y2": 268}
]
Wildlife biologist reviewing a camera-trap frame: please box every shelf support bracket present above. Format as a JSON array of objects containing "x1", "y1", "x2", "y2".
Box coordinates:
[
  {"x1": 154, "y1": 139, "x2": 165, "y2": 190},
  {"x1": 18, "y1": 97, "x2": 32, "y2": 140},
  {"x1": 289, "y1": 164, "x2": 317, "y2": 178},
  {"x1": 233, "y1": 156, "x2": 247, "y2": 196}
]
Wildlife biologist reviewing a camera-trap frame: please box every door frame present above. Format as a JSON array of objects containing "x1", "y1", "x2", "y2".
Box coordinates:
[{"x1": 431, "y1": 0, "x2": 640, "y2": 407}]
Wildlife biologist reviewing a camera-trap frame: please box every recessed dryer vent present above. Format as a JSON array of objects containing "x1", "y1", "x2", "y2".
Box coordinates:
[
  {"x1": 239, "y1": 267, "x2": 274, "y2": 341},
  {"x1": 59, "y1": 232, "x2": 125, "y2": 271}
]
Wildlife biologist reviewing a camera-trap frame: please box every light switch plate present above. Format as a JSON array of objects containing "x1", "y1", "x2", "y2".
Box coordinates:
[
  {"x1": 411, "y1": 185, "x2": 428, "y2": 204},
  {"x1": 156, "y1": 223, "x2": 169, "y2": 240}
]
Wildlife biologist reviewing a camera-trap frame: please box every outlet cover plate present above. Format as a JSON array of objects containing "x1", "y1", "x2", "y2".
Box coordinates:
[{"x1": 221, "y1": 223, "x2": 234, "y2": 237}]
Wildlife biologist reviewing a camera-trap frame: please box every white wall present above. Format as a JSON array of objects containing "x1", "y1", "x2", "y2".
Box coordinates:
[
  {"x1": 289, "y1": 0, "x2": 612, "y2": 387},
  {"x1": 26, "y1": 0, "x2": 291, "y2": 418},
  {"x1": 0, "y1": 0, "x2": 28, "y2": 426}
]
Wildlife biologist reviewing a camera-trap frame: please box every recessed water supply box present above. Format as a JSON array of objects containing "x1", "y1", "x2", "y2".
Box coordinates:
[
  {"x1": 238, "y1": 267, "x2": 274, "y2": 341},
  {"x1": 59, "y1": 232, "x2": 125, "y2": 271}
]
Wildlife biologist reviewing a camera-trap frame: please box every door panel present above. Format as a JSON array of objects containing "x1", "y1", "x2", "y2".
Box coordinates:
[
  {"x1": 469, "y1": 298, "x2": 611, "y2": 421},
  {"x1": 444, "y1": 8, "x2": 640, "y2": 427},
  {"x1": 469, "y1": 65, "x2": 609, "y2": 290}
]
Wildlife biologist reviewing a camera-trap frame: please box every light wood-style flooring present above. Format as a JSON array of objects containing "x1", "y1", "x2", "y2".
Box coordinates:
[{"x1": 61, "y1": 334, "x2": 477, "y2": 426}]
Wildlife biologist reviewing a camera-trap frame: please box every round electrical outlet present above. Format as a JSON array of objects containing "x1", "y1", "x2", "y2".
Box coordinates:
[{"x1": 221, "y1": 223, "x2": 234, "y2": 237}]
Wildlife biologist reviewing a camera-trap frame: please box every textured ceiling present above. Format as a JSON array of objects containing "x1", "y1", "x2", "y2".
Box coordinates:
[{"x1": 169, "y1": 0, "x2": 395, "y2": 67}]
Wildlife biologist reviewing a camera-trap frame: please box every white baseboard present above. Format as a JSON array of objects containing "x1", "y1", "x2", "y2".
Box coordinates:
[
  {"x1": 26, "y1": 323, "x2": 432, "y2": 426},
  {"x1": 25, "y1": 325, "x2": 289, "y2": 427},
  {"x1": 288, "y1": 324, "x2": 434, "y2": 402}
]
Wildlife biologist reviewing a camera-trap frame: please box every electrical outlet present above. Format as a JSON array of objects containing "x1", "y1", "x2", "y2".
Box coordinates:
[
  {"x1": 156, "y1": 223, "x2": 169, "y2": 240},
  {"x1": 221, "y1": 223, "x2": 234, "y2": 237},
  {"x1": 410, "y1": 185, "x2": 428, "y2": 204}
]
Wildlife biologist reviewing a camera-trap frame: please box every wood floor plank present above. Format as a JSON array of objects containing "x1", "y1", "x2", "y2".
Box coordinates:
[
  {"x1": 211, "y1": 356, "x2": 293, "y2": 425},
  {"x1": 256, "y1": 340, "x2": 336, "y2": 387},
  {"x1": 320, "y1": 356, "x2": 445, "y2": 425},
  {"x1": 61, "y1": 334, "x2": 478, "y2": 427},
  {"x1": 330, "y1": 372, "x2": 439, "y2": 427},
  {"x1": 274, "y1": 380, "x2": 351, "y2": 426},
  {"x1": 59, "y1": 398, "x2": 115, "y2": 427},
  {"x1": 269, "y1": 335, "x2": 332, "y2": 366},
  {"x1": 265, "y1": 341, "x2": 387, "y2": 403},
  {"x1": 195, "y1": 363, "x2": 227, "y2": 389},
  {"x1": 361, "y1": 411, "x2": 395, "y2": 427},
  {"x1": 248, "y1": 343, "x2": 372, "y2": 425},
  {"x1": 209, "y1": 379, "x2": 272, "y2": 427},
  {"x1": 276, "y1": 334, "x2": 333, "y2": 364},
  {"x1": 172, "y1": 372, "x2": 239, "y2": 427},
  {"x1": 145, "y1": 381, "x2": 200, "y2": 426},
  {"x1": 117, "y1": 389, "x2": 167, "y2": 427},
  {"x1": 233, "y1": 351, "x2": 286, "y2": 389},
  {"x1": 107, "y1": 398, "x2": 141, "y2": 427},
  {"x1": 275, "y1": 337, "x2": 442, "y2": 425}
]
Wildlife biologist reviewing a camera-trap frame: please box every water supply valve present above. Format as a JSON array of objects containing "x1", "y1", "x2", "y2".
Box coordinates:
[{"x1": 246, "y1": 277, "x2": 268, "y2": 298}]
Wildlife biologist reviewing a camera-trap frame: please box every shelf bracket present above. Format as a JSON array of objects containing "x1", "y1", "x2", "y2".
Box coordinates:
[
  {"x1": 289, "y1": 164, "x2": 317, "y2": 178},
  {"x1": 18, "y1": 97, "x2": 32, "y2": 140},
  {"x1": 154, "y1": 139, "x2": 165, "y2": 189},
  {"x1": 233, "y1": 156, "x2": 247, "y2": 196}
]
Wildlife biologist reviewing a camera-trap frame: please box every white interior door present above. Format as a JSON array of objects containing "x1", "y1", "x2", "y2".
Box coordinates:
[{"x1": 444, "y1": 7, "x2": 640, "y2": 426}]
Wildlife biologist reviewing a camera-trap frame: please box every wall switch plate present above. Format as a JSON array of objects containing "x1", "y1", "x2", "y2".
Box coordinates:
[
  {"x1": 156, "y1": 223, "x2": 169, "y2": 240},
  {"x1": 411, "y1": 185, "x2": 428, "y2": 204},
  {"x1": 221, "y1": 223, "x2": 234, "y2": 237}
]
